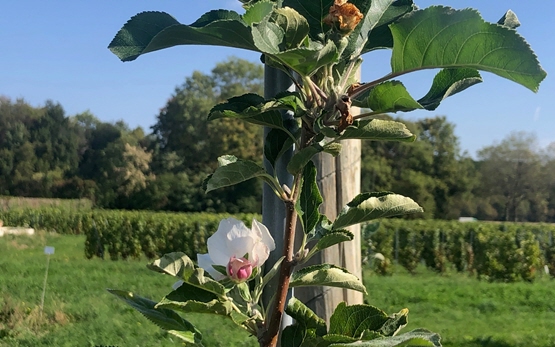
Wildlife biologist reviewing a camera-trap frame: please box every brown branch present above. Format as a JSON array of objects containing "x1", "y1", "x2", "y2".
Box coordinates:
[
  {"x1": 260, "y1": 126, "x2": 309, "y2": 347},
  {"x1": 259, "y1": 195, "x2": 298, "y2": 347}
]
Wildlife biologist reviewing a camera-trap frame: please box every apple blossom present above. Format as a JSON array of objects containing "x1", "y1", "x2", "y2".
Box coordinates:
[{"x1": 197, "y1": 218, "x2": 275, "y2": 282}]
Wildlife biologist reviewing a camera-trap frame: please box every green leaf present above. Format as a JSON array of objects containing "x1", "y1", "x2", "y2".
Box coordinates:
[
  {"x1": 417, "y1": 68, "x2": 482, "y2": 111},
  {"x1": 273, "y1": 40, "x2": 339, "y2": 77},
  {"x1": 147, "y1": 252, "x2": 227, "y2": 296},
  {"x1": 108, "y1": 11, "x2": 257, "y2": 62},
  {"x1": 353, "y1": 81, "x2": 423, "y2": 113},
  {"x1": 338, "y1": 119, "x2": 415, "y2": 142},
  {"x1": 205, "y1": 155, "x2": 269, "y2": 193},
  {"x1": 353, "y1": 70, "x2": 482, "y2": 112},
  {"x1": 323, "y1": 143, "x2": 342, "y2": 157},
  {"x1": 329, "y1": 303, "x2": 389, "y2": 338},
  {"x1": 282, "y1": 0, "x2": 334, "y2": 41},
  {"x1": 379, "y1": 309, "x2": 409, "y2": 337},
  {"x1": 287, "y1": 145, "x2": 322, "y2": 175},
  {"x1": 290, "y1": 264, "x2": 367, "y2": 294},
  {"x1": 363, "y1": 0, "x2": 416, "y2": 53},
  {"x1": 286, "y1": 298, "x2": 327, "y2": 336},
  {"x1": 209, "y1": 93, "x2": 301, "y2": 131},
  {"x1": 311, "y1": 214, "x2": 334, "y2": 239},
  {"x1": 282, "y1": 323, "x2": 309, "y2": 347},
  {"x1": 264, "y1": 128, "x2": 294, "y2": 168},
  {"x1": 108, "y1": 289, "x2": 202, "y2": 345},
  {"x1": 252, "y1": 19, "x2": 284, "y2": 54},
  {"x1": 309, "y1": 230, "x2": 354, "y2": 256},
  {"x1": 390, "y1": 6, "x2": 546, "y2": 92},
  {"x1": 497, "y1": 9, "x2": 520, "y2": 29},
  {"x1": 272, "y1": 7, "x2": 311, "y2": 49},
  {"x1": 208, "y1": 93, "x2": 265, "y2": 120},
  {"x1": 296, "y1": 161, "x2": 323, "y2": 234},
  {"x1": 333, "y1": 192, "x2": 422, "y2": 230},
  {"x1": 328, "y1": 329, "x2": 441, "y2": 346},
  {"x1": 264, "y1": 91, "x2": 306, "y2": 117},
  {"x1": 344, "y1": 0, "x2": 414, "y2": 60},
  {"x1": 242, "y1": 0, "x2": 275, "y2": 25},
  {"x1": 156, "y1": 297, "x2": 234, "y2": 317}
]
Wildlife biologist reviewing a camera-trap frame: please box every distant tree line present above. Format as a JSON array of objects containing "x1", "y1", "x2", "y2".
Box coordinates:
[{"x1": 1, "y1": 57, "x2": 553, "y2": 221}]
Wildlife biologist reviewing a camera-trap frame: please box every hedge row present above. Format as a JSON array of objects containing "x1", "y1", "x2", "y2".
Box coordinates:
[
  {"x1": 364, "y1": 219, "x2": 555, "y2": 282},
  {"x1": 0, "y1": 208, "x2": 258, "y2": 260}
]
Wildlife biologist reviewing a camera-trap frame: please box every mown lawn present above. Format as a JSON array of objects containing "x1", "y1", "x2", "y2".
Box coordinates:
[
  {"x1": 1, "y1": 232, "x2": 553, "y2": 347},
  {"x1": 363, "y1": 266, "x2": 555, "y2": 347}
]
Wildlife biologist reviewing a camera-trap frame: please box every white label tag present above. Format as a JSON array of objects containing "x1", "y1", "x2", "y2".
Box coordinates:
[{"x1": 44, "y1": 246, "x2": 55, "y2": 255}]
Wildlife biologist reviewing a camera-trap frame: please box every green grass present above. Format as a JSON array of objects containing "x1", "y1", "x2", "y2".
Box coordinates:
[
  {"x1": 1, "y1": 233, "x2": 554, "y2": 347},
  {"x1": 363, "y1": 266, "x2": 555, "y2": 347},
  {"x1": 0, "y1": 232, "x2": 256, "y2": 347}
]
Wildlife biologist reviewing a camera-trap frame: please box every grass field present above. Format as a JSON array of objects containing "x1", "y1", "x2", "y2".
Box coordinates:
[{"x1": 1, "y1": 232, "x2": 554, "y2": 347}]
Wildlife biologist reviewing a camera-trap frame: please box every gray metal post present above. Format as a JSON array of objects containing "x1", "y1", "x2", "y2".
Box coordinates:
[{"x1": 261, "y1": 66, "x2": 295, "y2": 323}]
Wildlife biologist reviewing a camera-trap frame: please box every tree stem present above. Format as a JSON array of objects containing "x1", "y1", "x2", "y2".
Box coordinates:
[{"x1": 260, "y1": 177, "x2": 300, "y2": 347}]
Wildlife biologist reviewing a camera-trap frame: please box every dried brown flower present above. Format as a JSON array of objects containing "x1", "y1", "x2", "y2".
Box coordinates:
[{"x1": 323, "y1": 0, "x2": 364, "y2": 33}]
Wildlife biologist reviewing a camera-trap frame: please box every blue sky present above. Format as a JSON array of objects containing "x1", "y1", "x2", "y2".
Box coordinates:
[{"x1": 0, "y1": 1, "x2": 552, "y2": 157}]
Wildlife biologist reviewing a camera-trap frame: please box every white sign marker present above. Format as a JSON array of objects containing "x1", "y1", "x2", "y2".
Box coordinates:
[{"x1": 44, "y1": 246, "x2": 55, "y2": 255}]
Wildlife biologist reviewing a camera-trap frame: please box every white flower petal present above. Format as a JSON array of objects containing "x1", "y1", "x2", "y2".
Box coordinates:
[
  {"x1": 207, "y1": 218, "x2": 239, "y2": 265},
  {"x1": 226, "y1": 224, "x2": 256, "y2": 258},
  {"x1": 197, "y1": 253, "x2": 225, "y2": 281},
  {"x1": 251, "y1": 242, "x2": 270, "y2": 267},
  {"x1": 253, "y1": 219, "x2": 275, "y2": 251}
]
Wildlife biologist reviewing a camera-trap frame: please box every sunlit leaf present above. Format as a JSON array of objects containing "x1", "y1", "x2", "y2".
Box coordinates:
[
  {"x1": 109, "y1": 11, "x2": 257, "y2": 62},
  {"x1": 205, "y1": 155, "x2": 270, "y2": 193},
  {"x1": 290, "y1": 264, "x2": 367, "y2": 294},
  {"x1": 328, "y1": 328, "x2": 441, "y2": 346},
  {"x1": 329, "y1": 303, "x2": 389, "y2": 338},
  {"x1": 390, "y1": 6, "x2": 546, "y2": 92},
  {"x1": 418, "y1": 68, "x2": 482, "y2": 110},
  {"x1": 333, "y1": 192, "x2": 422, "y2": 230},
  {"x1": 353, "y1": 81, "x2": 422, "y2": 113},
  {"x1": 338, "y1": 119, "x2": 415, "y2": 142}
]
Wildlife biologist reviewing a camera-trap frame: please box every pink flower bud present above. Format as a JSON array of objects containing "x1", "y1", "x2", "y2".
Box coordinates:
[{"x1": 227, "y1": 256, "x2": 253, "y2": 282}]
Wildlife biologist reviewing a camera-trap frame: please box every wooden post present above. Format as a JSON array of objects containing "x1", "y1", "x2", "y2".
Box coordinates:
[
  {"x1": 294, "y1": 139, "x2": 363, "y2": 323},
  {"x1": 262, "y1": 66, "x2": 363, "y2": 325}
]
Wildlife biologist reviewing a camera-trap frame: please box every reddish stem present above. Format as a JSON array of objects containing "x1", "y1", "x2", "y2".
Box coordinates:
[{"x1": 260, "y1": 177, "x2": 300, "y2": 347}]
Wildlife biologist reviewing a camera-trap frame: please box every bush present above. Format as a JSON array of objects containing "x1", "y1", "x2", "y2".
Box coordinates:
[{"x1": 363, "y1": 219, "x2": 554, "y2": 282}]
